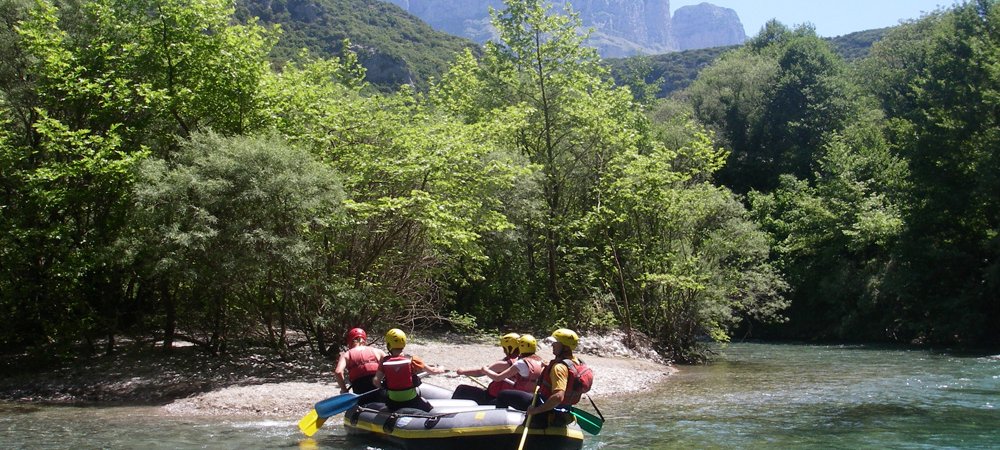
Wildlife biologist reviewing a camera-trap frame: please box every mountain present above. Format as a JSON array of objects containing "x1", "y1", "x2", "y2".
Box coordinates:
[
  {"x1": 671, "y1": 3, "x2": 745, "y2": 51},
  {"x1": 384, "y1": 0, "x2": 746, "y2": 57},
  {"x1": 235, "y1": 0, "x2": 478, "y2": 90}
]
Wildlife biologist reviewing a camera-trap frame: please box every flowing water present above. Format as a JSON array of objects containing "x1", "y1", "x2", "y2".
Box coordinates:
[{"x1": 1, "y1": 343, "x2": 997, "y2": 449}]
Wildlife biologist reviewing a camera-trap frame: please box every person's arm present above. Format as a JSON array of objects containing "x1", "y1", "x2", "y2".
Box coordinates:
[
  {"x1": 334, "y1": 352, "x2": 349, "y2": 393},
  {"x1": 423, "y1": 363, "x2": 448, "y2": 374},
  {"x1": 482, "y1": 363, "x2": 519, "y2": 382},
  {"x1": 527, "y1": 390, "x2": 564, "y2": 415},
  {"x1": 456, "y1": 367, "x2": 486, "y2": 376}
]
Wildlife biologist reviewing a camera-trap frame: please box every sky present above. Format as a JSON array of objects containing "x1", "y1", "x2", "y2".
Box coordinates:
[{"x1": 670, "y1": 0, "x2": 958, "y2": 37}]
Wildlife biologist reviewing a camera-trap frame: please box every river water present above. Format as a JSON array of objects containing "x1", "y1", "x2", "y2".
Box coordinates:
[{"x1": 1, "y1": 343, "x2": 997, "y2": 449}]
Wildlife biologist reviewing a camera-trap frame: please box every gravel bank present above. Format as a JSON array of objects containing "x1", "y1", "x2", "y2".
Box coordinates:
[{"x1": 164, "y1": 334, "x2": 674, "y2": 417}]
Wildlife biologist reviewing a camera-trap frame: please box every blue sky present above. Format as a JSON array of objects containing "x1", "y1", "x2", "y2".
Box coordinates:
[{"x1": 670, "y1": 0, "x2": 959, "y2": 37}]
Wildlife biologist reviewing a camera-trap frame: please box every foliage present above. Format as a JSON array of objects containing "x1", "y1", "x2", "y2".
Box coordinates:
[
  {"x1": 863, "y1": 0, "x2": 1000, "y2": 344},
  {"x1": 432, "y1": 0, "x2": 789, "y2": 359},
  {"x1": 749, "y1": 119, "x2": 907, "y2": 340},
  {"x1": 584, "y1": 126, "x2": 788, "y2": 361},
  {"x1": 127, "y1": 132, "x2": 345, "y2": 354},
  {"x1": 262, "y1": 52, "x2": 523, "y2": 346},
  {"x1": 687, "y1": 20, "x2": 863, "y2": 194},
  {"x1": 0, "y1": 0, "x2": 276, "y2": 354}
]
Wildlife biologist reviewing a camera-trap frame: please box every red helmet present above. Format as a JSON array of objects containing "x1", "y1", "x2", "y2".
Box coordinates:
[{"x1": 345, "y1": 328, "x2": 367, "y2": 345}]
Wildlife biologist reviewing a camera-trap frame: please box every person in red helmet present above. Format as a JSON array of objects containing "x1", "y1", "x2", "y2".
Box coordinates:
[{"x1": 334, "y1": 327, "x2": 386, "y2": 403}]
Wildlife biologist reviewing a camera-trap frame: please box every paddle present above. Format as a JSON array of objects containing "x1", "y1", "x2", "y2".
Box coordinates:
[
  {"x1": 517, "y1": 386, "x2": 540, "y2": 450},
  {"x1": 296, "y1": 388, "x2": 379, "y2": 437},
  {"x1": 297, "y1": 409, "x2": 326, "y2": 437},
  {"x1": 315, "y1": 388, "x2": 380, "y2": 418},
  {"x1": 466, "y1": 375, "x2": 488, "y2": 389},
  {"x1": 554, "y1": 406, "x2": 603, "y2": 435}
]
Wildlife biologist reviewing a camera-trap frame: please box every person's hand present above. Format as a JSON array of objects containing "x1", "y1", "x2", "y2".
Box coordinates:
[
  {"x1": 340, "y1": 386, "x2": 349, "y2": 394},
  {"x1": 526, "y1": 406, "x2": 539, "y2": 416}
]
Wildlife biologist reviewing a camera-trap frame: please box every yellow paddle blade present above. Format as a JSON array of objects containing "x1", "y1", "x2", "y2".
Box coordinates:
[{"x1": 297, "y1": 409, "x2": 327, "y2": 437}]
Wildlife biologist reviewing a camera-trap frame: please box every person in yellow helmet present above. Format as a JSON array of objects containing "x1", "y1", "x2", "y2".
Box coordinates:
[
  {"x1": 451, "y1": 332, "x2": 521, "y2": 405},
  {"x1": 521, "y1": 329, "x2": 594, "y2": 427},
  {"x1": 487, "y1": 334, "x2": 546, "y2": 409},
  {"x1": 373, "y1": 328, "x2": 448, "y2": 412}
]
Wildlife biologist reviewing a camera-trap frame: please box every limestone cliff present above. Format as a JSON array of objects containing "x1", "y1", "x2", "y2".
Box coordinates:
[
  {"x1": 384, "y1": 0, "x2": 745, "y2": 56},
  {"x1": 671, "y1": 2, "x2": 745, "y2": 51}
]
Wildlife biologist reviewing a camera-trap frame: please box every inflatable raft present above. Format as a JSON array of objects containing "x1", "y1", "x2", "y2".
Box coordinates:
[{"x1": 342, "y1": 385, "x2": 585, "y2": 450}]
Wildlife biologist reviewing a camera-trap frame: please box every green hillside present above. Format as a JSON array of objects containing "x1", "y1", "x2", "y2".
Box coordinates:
[
  {"x1": 235, "y1": 0, "x2": 479, "y2": 90},
  {"x1": 607, "y1": 27, "x2": 892, "y2": 98}
]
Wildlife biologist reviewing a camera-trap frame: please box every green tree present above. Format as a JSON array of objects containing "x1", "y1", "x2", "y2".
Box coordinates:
[
  {"x1": 0, "y1": 0, "x2": 276, "y2": 354},
  {"x1": 262, "y1": 53, "x2": 523, "y2": 347},
  {"x1": 435, "y1": 0, "x2": 647, "y2": 321},
  {"x1": 865, "y1": 0, "x2": 1000, "y2": 345},
  {"x1": 585, "y1": 125, "x2": 788, "y2": 360},
  {"x1": 688, "y1": 21, "x2": 860, "y2": 194},
  {"x1": 749, "y1": 118, "x2": 907, "y2": 340},
  {"x1": 127, "y1": 132, "x2": 344, "y2": 354}
]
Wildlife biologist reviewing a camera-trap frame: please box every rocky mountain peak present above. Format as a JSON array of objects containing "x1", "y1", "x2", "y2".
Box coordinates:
[
  {"x1": 672, "y1": 2, "x2": 745, "y2": 51},
  {"x1": 384, "y1": 0, "x2": 746, "y2": 57}
]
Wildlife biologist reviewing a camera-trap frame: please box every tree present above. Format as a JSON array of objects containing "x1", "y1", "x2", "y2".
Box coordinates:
[
  {"x1": 262, "y1": 52, "x2": 523, "y2": 347},
  {"x1": 434, "y1": 1, "x2": 789, "y2": 359},
  {"x1": 435, "y1": 0, "x2": 647, "y2": 320},
  {"x1": 127, "y1": 132, "x2": 344, "y2": 354},
  {"x1": 866, "y1": 0, "x2": 1000, "y2": 345},
  {"x1": 585, "y1": 124, "x2": 788, "y2": 361},
  {"x1": 0, "y1": 0, "x2": 276, "y2": 354},
  {"x1": 688, "y1": 21, "x2": 860, "y2": 194},
  {"x1": 749, "y1": 118, "x2": 907, "y2": 340}
]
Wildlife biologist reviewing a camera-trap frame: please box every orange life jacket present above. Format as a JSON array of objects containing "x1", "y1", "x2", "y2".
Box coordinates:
[
  {"x1": 486, "y1": 354, "x2": 518, "y2": 397},
  {"x1": 512, "y1": 354, "x2": 544, "y2": 392},
  {"x1": 539, "y1": 358, "x2": 594, "y2": 406},
  {"x1": 346, "y1": 346, "x2": 380, "y2": 382},
  {"x1": 380, "y1": 354, "x2": 415, "y2": 391}
]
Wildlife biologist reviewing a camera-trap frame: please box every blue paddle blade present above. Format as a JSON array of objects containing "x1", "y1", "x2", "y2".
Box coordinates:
[
  {"x1": 314, "y1": 388, "x2": 379, "y2": 418},
  {"x1": 314, "y1": 392, "x2": 361, "y2": 418}
]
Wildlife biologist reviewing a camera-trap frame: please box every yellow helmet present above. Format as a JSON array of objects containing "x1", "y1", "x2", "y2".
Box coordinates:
[
  {"x1": 500, "y1": 333, "x2": 521, "y2": 355},
  {"x1": 385, "y1": 328, "x2": 407, "y2": 350},
  {"x1": 551, "y1": 328, "x2": 579, "y2": 350},
  {"x1": 518, "y1": 334, "x2": 537, "y2": 354}
]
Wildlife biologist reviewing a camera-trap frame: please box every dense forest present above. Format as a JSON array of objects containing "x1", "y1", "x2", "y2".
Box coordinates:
[{"x1": 1, "y1": 0, "x2": 997, "y2": 365}]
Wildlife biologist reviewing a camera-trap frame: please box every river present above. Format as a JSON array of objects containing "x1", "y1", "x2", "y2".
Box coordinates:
[{"x1": 1, "y1": 343, "x2": 997, "y2": 449}]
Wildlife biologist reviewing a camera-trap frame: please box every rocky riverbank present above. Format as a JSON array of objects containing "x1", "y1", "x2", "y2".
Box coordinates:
[{"x1": 0, "y1": 331, "x2": 674, "y2": 417}]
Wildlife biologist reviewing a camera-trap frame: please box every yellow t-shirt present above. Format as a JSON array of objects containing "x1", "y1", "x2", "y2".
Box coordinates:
[{"x1": 548, "y1": 357, "x2": 580, "y2": 393}]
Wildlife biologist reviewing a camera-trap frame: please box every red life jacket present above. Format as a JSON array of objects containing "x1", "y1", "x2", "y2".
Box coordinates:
[
  {"x1": 486, "y1": 354, "x2": 518, "y2": 397},
  {"x1": 512, "y1": 354, "x2": 544, "y2": 392},
  {"x1": 380, "y1": 354, "x2": 415, "y2": 391},
  {"x1": 346, "y1": 346, "x2": 380, "y2": 382},
  {"x1": 539, "y1": 358, "x2": 594, "y2": 406}
]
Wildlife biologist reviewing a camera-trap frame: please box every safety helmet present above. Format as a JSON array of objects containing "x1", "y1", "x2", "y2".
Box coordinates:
[
  {"x1": 500, "y1": 333, "x2": 521, "y2": 355},
  {"x1": 551, "y1": 328, "x2": 579, "y2": 350},
  {"x1": 385, "y1": 328, "x2": 407, "y2": 350},
  {"x1": 346, "y1": 328, "x2": 367, "y2": 345},
  {"x1": 518, "y1": 334, "x2": 537, "y2": 354}
]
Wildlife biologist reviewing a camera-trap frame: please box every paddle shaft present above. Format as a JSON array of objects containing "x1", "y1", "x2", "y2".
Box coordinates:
[{"x1": 517, "y1": 386, "x2": 540, "y2": 450}]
